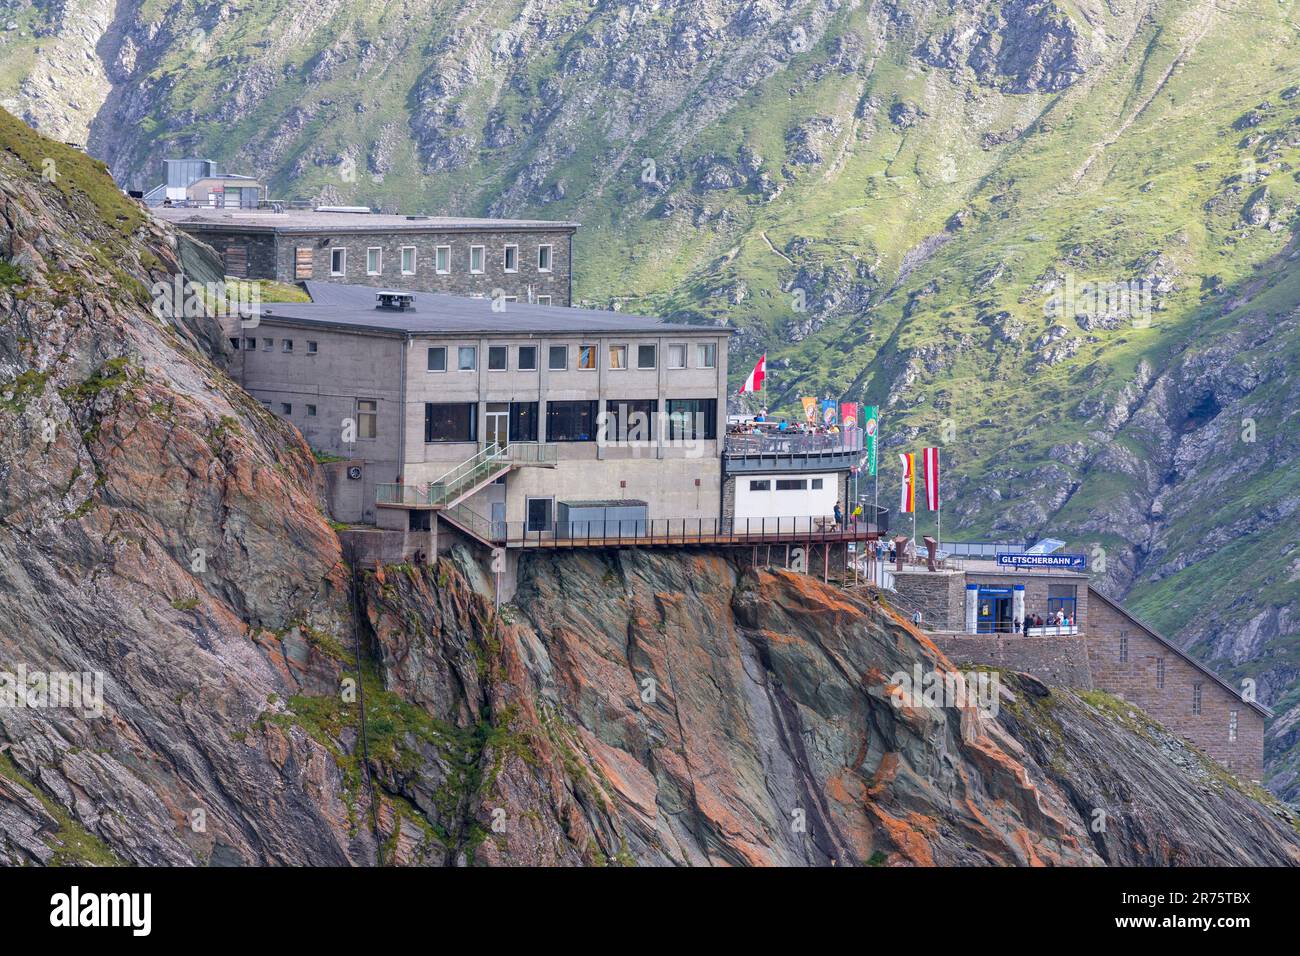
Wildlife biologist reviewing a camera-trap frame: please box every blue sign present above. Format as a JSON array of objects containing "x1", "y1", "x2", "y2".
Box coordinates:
[{"x1": 996, "y1": 553, "x2": 1086, "y2": 571}]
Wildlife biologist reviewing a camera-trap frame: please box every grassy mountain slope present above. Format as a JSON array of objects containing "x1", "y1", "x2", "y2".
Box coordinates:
[{"x1": 1, "y1": 0, "x2": 1298, "y2": 795}]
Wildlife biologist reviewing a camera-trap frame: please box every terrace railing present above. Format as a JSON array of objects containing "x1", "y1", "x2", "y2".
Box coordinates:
[
  {"x1": 723, "y1": 427, "x2": 864, "y2": 457},
  {"x1": 426, "y1": 443, "x2": 510, "y2": 507},
  {"x1": 491, "y1": 514, "x2": 887, "y2": 548}
]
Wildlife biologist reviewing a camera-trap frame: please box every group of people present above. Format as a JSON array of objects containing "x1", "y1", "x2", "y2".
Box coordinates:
[
  {"x1": 1017, "y1": 609, "x2": 1073, "y2": 633},
  {"x1": 727, "y1": 408, "x2": 844, "y2": 437}
]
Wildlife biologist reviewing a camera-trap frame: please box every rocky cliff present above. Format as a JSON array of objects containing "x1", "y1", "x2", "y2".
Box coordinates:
[{"x1": 1, "y1": 102, "x2": 1297, "y2": 865}]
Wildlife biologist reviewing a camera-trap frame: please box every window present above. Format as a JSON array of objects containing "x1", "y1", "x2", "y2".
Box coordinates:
[
  {"x1": 504, "y1": 244, "x2": 518, "y2": 272},
  {"x1": 811, "y1": 478, "x2": 824, "y2": 490},
  {"x1": 329, "y1": 248, "x2": 346, "y2": 276},
  {"x1": 427, "y1": 347, "x2": 447, "y2": 372},
  {"x1": 603, "y1": 400, "x2": 656, "y2": 443},
  {"x1": 401, "y1": 246, "x2": 417, "y2": 275},
  {"x1": 488, "y1": 346, "x2": 507, "y2": 371},
  {"x1": 261, "y1": 338, "x2": 273, "y2": 351},
  {"x1": 509, "y1": 402, "x2": 539, "y2": 442},
  {"x1": 666, "y1": 398, "x2": 717, "y2": 440},
  {"x1": 504, "y1": 296, "x2": 517, "y2": 305},
  {"x1": 1229, "y1": 710, "x2": 1238, "y2": 742},
  {"x1": 424, "y1": 402, "x2": 477, "y2": 442},
  {"x1": 537, "y1": 244, "x2": 553, "y2": 272},
  {"x1": 518, "y1": 346, "x2": 537, "y2": 371},
  {"x1": 526, "y1": 497, "x2": 553, "y2": 533},
  {"x1": 435, "y1": 245, "x2": 450, "y2": 274},
  {"x1": 355, "y1": 399, "x2": 378, "y2": 439},
  {"x1": 546, "y1": 400, "x2": 598, "y2": 441},
  {"x1": 697, "y1": 342, "x2": 717, "y2": 368},
  {"x1": 668, "y1": 343, "x2": 687, "y2": 369},
  {"x1": 1047, "y1": 584, "x2": 1077, "y2": 621},
  {"x1": 470, "y1": 245, "x2": 485, "y2": 274},
  {"x1": 306, "y1": 404, "x2": 317, "y2": 417},
  {"x1": 1119, "y1": 634, "x2": 1128, "y2": 663},
  {"x1": 637, "y1": 344, "x2": 657, "y2": 369},
  {"x1": 281, "y1": 339, "x2": 293, "y2": 353},
  {"x1": 578, "y1": 345, "x2": 597, "y2": 370},
  {"x1": 775, "y1": 479, "x2": 808, "y2": 491},
  {"x1": 295, "y1": 247, "x2": 313, "y2": 279},
  {"x1": 609, "y1": 345, "x2": 627, "y2": 370},
  {"x1": 749, "y1": 479, "x2": 771, "y2": 491},
  {"x1": 243, "y1": 337, "x2": 256, "y2": 350},
  {"x1": 548, "y1": 345, "x2": 568, "y2": 370},
  {"x1": 458, "y1": 346, "x2": 476, "y2": 371},
  {"x1": 537, "y1": 295, "x2": 552, "y2": 306},
  {"x1": 280, "y1": 403, "x2": 292, "y2": 415},
  {"x1": 1156, "y1": 657, "x2": 1165, "y2": 689},
  {"x1": 366, "y1": 247, "x2": 382, "y2": 275},
  {"x1": 307, "y1": 341, "x2": 318, "y2": 355},
  {"x1": 1192, "y1": 682, "x2": 1203, "y2": 715}
]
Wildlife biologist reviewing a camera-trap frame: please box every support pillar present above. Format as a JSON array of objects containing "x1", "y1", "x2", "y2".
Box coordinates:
[
  {"x1": 965, "y1": 584, "x2": 979, "y2": 634},
  {"x1": 1013, "y1": 584, "x2": 1025, "y2": 634}
]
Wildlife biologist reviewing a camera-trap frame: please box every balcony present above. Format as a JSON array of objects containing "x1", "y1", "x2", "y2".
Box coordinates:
[{"x1": 722, "y1": 426, "x2": 865, "y2": 474}]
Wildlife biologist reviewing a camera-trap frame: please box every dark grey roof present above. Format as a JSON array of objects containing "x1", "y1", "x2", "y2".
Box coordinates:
[
  {"x1": 153, "y1": 207, "x2": 579, "y2": 234},
  {"x1": 251, "y1": 282, "x2": 732, "y2": 337}
]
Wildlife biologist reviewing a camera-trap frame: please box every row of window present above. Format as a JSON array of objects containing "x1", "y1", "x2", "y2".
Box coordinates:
[
  {"x1": 243, "y1": 337, "x2": 318, "y2": 353},
  {"x1": 312, "y1": 243, "x2": 554, "y2": 279},
  {"x1": 426, "y1": 341, "x2": 718, "y2": 373},
  {"x1": 748, "y1": 478, "x2": 825, "y2": 491},
  {"x1": 1116, "y1": 632, "x2": 1236, "y2": 736},
  {"x1": 422, "y1": 400, "x2": 718, "y2": 443}
]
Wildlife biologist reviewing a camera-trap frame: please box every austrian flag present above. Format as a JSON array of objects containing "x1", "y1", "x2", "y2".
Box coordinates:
[
  {"x1": 923, "y1": 446, "x2": 940, "y2": 511},
  {"x1": 899, "y1": 453, "x2": 915, "y2": 514},
  {"x1": 740, "y1": 354, "x2": 766, "y2": 394}
]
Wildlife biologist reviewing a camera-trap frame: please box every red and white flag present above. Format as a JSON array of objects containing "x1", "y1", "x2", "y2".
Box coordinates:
[
  {"x1": 740, "y1": 354, "x2": 766, "y2": 393},
  {"x1": 923, "y1": 446, "x2": 940, "y2": 511}
]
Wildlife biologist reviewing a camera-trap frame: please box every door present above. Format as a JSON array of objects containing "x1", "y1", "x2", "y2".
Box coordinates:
[
  {"x1": 526, "y1": 497, "x2": 552, "y2": 534},
  {"x1": 485, "y1": 402, "x2": 509, "y2": 449},
  {"x1": 491, "y1": 502, "x2": 506, "y2": 540},
  {"x1": 977, "y1": 589, "x2": 1014, "y2": 633}
]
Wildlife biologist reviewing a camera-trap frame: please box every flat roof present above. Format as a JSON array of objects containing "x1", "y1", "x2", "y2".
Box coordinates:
[
  {"x1": 251, "y1": 282, "x2": 733, "y2": 337},
  {"x1": 153, "y1": 207, "x2": 579, "y2": 234}
]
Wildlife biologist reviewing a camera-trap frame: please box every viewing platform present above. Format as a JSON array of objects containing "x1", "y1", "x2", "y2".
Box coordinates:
[{"x1": 722, "y1": 427, "x2": 864, "y2": 474}]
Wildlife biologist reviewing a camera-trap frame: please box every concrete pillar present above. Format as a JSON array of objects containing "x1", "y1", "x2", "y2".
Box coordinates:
[
  {"x1": 1013, "y1": 585, "x2": 1025, "y2": 633},
  {"x1": 965, "y1": 584, "x2": 979, "y2": 634}
]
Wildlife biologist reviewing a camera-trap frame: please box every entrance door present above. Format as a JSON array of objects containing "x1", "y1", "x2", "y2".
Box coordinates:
[
  {"x1": 485, "y1": 402, "x2": 509, "y2": 449},
  {"x1": 977, "y1": 588, "x2": 1014, "y2": 633},
  {"x1": 526, "y1": 497, "x2": 553, "y2": 534}
]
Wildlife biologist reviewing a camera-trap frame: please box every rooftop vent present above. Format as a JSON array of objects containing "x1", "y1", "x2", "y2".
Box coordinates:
[
  {"x1": 314, "y1": 205, "x2": 372, "y2": 214},
  {"x1": 376, "y1": 291, "x2": 416, "y2": 312}
]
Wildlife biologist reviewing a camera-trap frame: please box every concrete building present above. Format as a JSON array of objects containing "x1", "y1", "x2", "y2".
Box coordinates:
[
  {"x1": 722, "y1": 429, "x2": 864, "y2": 532},
  {"x1": 155, "y1": 207, "x2": 577, "y2": 304},
  {"x1": 890, "y1": 557, "x2": 1268, "y2": 782},
  {"x1": 236, "y1": 283, "x2": 730, "y2": 540}
]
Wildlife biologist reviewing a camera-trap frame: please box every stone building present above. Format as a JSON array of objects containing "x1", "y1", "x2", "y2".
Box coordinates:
[
  {"x1": 154, "y1": 207, "x2": 577, "y2": 305},
  {"x1": 892, "y1": 560, "x2": 1267, "y2": 782}
]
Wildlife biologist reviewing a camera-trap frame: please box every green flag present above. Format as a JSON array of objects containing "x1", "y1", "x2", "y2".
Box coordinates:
[{"x1": 863, "y1": 406, "x2": 878, "y2": 476}]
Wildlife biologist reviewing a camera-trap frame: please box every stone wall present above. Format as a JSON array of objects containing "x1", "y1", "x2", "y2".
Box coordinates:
[
  {"x1": 891, "y1": 568, "x2": 966, "y2": 629},
  {"x1": 929, "y1": 633, "x2": 1094, "y2": 689},
  {"x1": 1087, "y1": 588, "x2": 1265, "y2": 782}
]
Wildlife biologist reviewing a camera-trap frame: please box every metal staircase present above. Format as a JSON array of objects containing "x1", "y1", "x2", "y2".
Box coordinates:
[{"x1": 375, "y1": 443, "x2": 557, "y2": 513}]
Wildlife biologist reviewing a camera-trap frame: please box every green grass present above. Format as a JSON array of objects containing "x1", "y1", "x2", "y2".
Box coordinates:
[{"x1": 0, "y1": 752, "x2": 123, "y2": 865}]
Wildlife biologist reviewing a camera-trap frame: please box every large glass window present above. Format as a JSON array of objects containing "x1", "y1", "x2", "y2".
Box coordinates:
[
  {"x1": 424, "y1": 403, "x2": 477, "y2": 442},
  {"x1": 578, "y1": 345, "x2": 596, "y2": 370},
  {"x1": 518, "y1": 346, "x2": 537, "y2": 371},
  {"x1": 1047, "y1": 584, "x2": 1077, "y2": 621},
  {"x1": 427, "y1": 346, "x2": 446, "y2": 372},
  {"x1": 548, "y1": 345, "x2": 567, "y2": 370},
  {"x1": 546, "y1": 400, "x2": 598, "y2": 442},
  {"x1": 603, "y1": 399, "x2": 656, "y2": 443},
  {"x1": 510, "y1": 402, "x2": 539, "y2": 442},
  {"x1": 637, "y1": 344, "x2": 657, "y2": 369},
  {"x1": 696, "y1": 342, "x2": 716, "y2": 368},
  {"x1": 458, "y1": 346, "x2": 476, "y2": 371},
  {"x1": 608, "y1": 345, "x2": 627, "y2": 370},
  {"x1": 488, "y1": 345, "x2": 507, "y2": 371},
  {"x1": 666, "y1": 398, "x2": 717, "y2": 440},
  {"x1": 668, "y1": 343, "x2": 687, "y2": 369}
]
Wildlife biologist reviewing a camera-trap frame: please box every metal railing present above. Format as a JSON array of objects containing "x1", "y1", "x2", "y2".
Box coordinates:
[
  {"x1": 375, "y1": 483, "x2": 435, "y2": 506},
  {"x1": 483, "y1": 514, "x2": 887, "y2": 548},
  {"x1": 426, "y1": 443, "x2": 509, "y2": 507},
  {"x1": 505, "y1": 442, "x2": 558, "y2": 466},
  {"x1": 723, "y1": 427, "x2": 864, "y2": 457}
]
